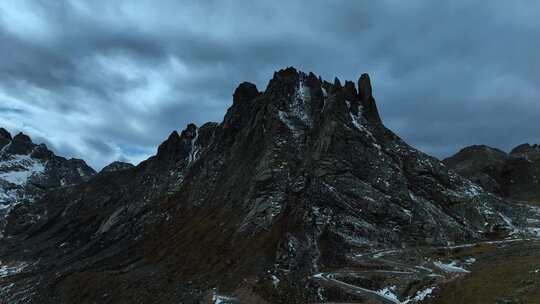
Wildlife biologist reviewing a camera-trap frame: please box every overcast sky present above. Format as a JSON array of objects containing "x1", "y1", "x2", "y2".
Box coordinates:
[{"x1": 1, "y1": 1, "x2": 540, "y2": 169}]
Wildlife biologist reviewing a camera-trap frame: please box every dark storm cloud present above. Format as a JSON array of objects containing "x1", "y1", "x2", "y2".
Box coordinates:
[{"x1": 1, "y1": 0, "x2": 540, "y2": 169}]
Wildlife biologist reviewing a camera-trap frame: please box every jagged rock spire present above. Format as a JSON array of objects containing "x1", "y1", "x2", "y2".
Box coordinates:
[
  {"x1": 233, "y1": 82, "x2": 259, "y2": 104},
  {"x1": 224, "y1": 83, "x2": 260, "y2": 138},
  {"x1": 181, "y1": 123, "x2": 198, "y2": 140},
  {"x1": 264, "y1": 67, "x2": 300, "y2": 100},
  {"x1": 223, "y1": 68, "x2": 386, "y2": 143},
  {"x1": 157, "y1": 130, "x2": 182, "y2": 161},
  {"x1": 156, "y1": 123, "x2": 199, "y2": 163},
  {"x1": 333, "y1": 77, "x2": 342, "y2": 89},
  {"x1": 358, "y1": 74, "x2": 372, "y2": 100},
  {"x1": 343, "y1": 81, "x2": 358, "y2": 101},
  {"x1": 358, "y1": 73, "x2": 382, "y2": 124}
]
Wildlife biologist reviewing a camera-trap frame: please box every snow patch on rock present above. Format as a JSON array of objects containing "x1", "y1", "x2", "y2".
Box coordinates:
[
  {"x1": 433, "y1": 260, "x2": 470, "y2": 273},
  {"x1": 346, "y1": 100, "x2": 376, "y2": 142},
  {"x1": 278, "y1": 111, "x2": 301, "y2": 139},
  {"x1": 291, "y1": 75, "x2": 312, "y2": 127},
  {"x1": 188, "y1": 127, "x2": 200, "y2": 164},
  {"x1": 212, "y1": 289, "x2": 237, "y2": 304},
  {"x1": 0, "y1": 155, "x2": 46, "y2": 186},
  {"x1": 0, "y1": 260, "x2": 28, "y2": 278},
  {"x1": 97, "y1": 207, "x2": 125, "y2": 234},
  {"x1": 377, "y1": 285, "x2": 399, "y2": 302},
  {"x1": 403, "y1": 287, "x2": 435, "y2": 303}
]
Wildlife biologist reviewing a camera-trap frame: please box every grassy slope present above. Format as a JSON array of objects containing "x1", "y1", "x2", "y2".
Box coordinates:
[{"x1": 432, "y1": 241, "x2": 540, "y2": 304}]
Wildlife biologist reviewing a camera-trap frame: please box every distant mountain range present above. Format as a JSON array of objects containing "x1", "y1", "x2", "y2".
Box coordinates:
[{"x1": 0, "y1": 68, "x2": 538, "y2": 304}]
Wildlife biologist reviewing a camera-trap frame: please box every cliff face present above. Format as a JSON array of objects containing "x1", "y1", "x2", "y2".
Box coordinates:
[{"x1": 0, "y1": 68, "x2": 529, "y2": 303}]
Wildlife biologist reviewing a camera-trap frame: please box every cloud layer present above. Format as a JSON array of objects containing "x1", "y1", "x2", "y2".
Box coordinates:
[{"x1": 1, "y1": 1, "x2": 539, "y2": 169}]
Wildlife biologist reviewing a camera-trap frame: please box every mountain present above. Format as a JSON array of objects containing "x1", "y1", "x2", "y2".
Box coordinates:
[
  {"x1": 0, "y1": 68, "x2": 535, "y2": 304},
  {"x1": 444, "y1": 144, "x2": 540, "y2": 202},
  {"x1": 0, "y1": 129, "x2": 95, "y2": 236}
]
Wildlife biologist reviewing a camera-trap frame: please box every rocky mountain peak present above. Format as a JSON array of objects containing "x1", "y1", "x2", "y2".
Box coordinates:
[
  {"x1": 223, "y1": 81, "x2": 260, "y2": 139},
  {"x1": 263, "y1": 68, "x2": 384, "y2": 132},
  {"x1": 273, "y1": 66, "x2": 299, "y2": 79},
  {"x1": 12, "y1": 132, "x2": 31, "y2": 142},
  {"x1": 156, "y1": 130, "x2": 183, "y2": 161},
  {"x1": 358, "y1": 73, "x2": 372, "y2": 99},
  {"x1": 6, "y1": 132, "x2": 35, "y2": 155},
  {"x1": 30, "y1": 143, "x2": 54, "y2": 160},
  {"x1": 232, "y1": 82, "x2": 259, "y2": 104},
  {"x1": 180, "y1": 123, "x2": 198, "y2": 140},
  {"x1": 0, "y1": 130, "x2": 53, "y2": 160},
  {"x1": 446, "y1": 145, "x2": 508, "y2": 163},
  {"x1": 155, "y1": 122, "x2": 210, "y2": 166},
  {"x1": 264, "y1": 67, "x2": 301, "y2": 100},
  {"x1": 100, "y1": 161, "x2": 134, "y2": 174},
  {"x1": 225, "y1": 68, "x2": 364, "y2": 137}
]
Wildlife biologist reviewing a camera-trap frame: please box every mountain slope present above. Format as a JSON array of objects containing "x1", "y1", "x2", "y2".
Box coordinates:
[{"x1": 0, "y1": 68, "x2": 530, "y2": 303}]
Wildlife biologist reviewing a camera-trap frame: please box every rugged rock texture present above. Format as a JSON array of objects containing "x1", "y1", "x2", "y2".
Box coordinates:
[
  {"x1": 444, "y1": 144, "x2": 540, "y2": 202},
  {"x1": 0, "y1": 68, "x2": 527, "y2": 303},
  {"x1": 0, "y1": 130, "x2": 96, "y2": 236}
]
